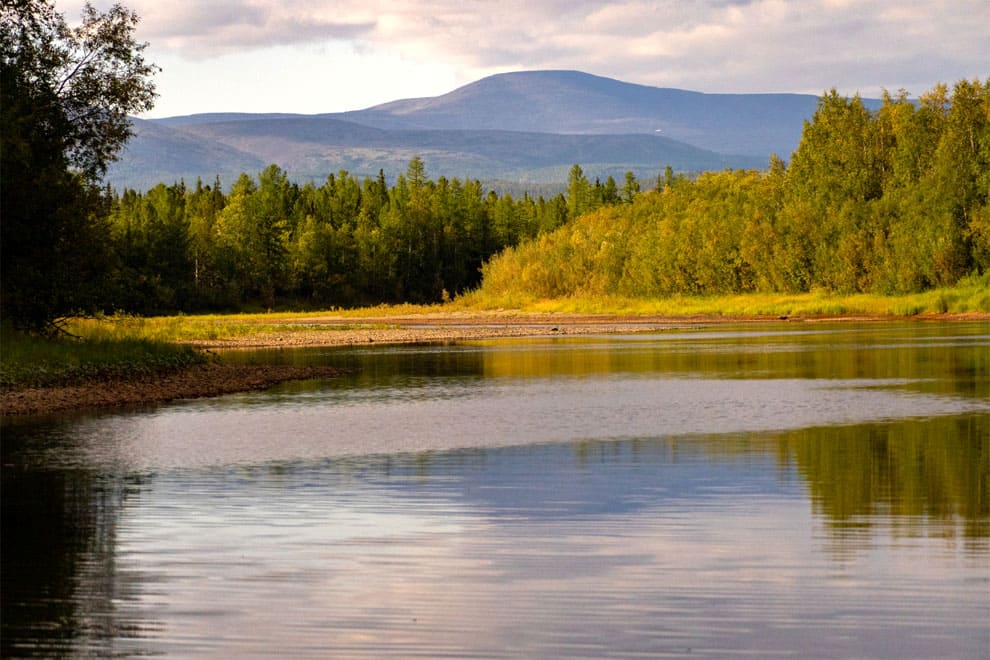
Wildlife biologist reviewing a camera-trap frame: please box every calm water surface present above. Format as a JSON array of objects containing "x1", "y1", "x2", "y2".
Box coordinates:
[{"x1": 3, "y1": 322, "x2": 988, "y2": 658}]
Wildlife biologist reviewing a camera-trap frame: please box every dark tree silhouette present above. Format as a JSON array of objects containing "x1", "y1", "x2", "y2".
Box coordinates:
[{"x1": 1, "y1": 1, "x2": 157, "y2": 332}]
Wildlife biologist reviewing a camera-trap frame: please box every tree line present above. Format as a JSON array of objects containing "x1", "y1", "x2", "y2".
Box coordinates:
[
  {"x1": 0, "y1": 0, "x2": 638, "y2": 330},
  {"x1": 478, "y1": 80, "x2": 990, "y2": 301},
  {"x1": 100, "y1": 158, "x2": 688, "y2": 315},
  {"x1": 7, "y1": 3, "x2": 628, "y2": 326},
  {"x1": 103, "y1": 159, "x2": 651, "y2": 314},
  {"x1": 4, "y1": 3, "x2": 986, "y2": 331}
]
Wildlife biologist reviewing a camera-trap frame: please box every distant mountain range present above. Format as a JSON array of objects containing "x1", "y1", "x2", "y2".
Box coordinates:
[{"x1": 106, "y1": 70, "x2": 873, "y2": 191}]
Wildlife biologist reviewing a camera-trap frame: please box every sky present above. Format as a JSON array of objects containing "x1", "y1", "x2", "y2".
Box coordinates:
[{"x1": 59, "y1": 0, "x2": 989, "y2": 119}]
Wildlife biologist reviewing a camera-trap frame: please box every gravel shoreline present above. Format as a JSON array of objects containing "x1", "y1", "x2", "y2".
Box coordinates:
[
  {"x1": 183, "y1": 310, "x2": 990, "y2": 350},
  {"x1": 0, "y1": 363, "x2": 346, "y2": 417},
  {"x1": 4, "y1": 311, "x2": 985, "y2": 416},
  {"x1": 189, "y1": 319, "x2": 679, "y2": 349},
  {"x1": 0, "y1": 315, "x2": 682, "y2": 416}
]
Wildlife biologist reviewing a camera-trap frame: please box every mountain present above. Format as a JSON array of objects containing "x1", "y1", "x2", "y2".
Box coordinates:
[
  {"x1": 336, "y1": 70, "x2": 832, "y2": 157},
  {"x1": 106, "y1": 118, "x2": 266, "y2": 192},
  {"x1": 105, "y1": 70, "x2": 856, "y2": 192},
  {"x1": 172, "y1": 115, "x2": 761, "y2": 182}
]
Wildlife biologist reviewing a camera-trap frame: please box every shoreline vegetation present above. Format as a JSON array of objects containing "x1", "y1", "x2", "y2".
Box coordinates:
[
  {"x1": 3, "y1": 294, "x2": 988, "y2": 416},
  {"x1": 8, "y1": 81, "x2": 988, "y2": 336},
  {"x1": 4, "y1": 16, "x2": 988, "y2": 421}
]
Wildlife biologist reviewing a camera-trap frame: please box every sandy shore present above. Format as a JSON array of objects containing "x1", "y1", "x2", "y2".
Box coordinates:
[{"x1": 3, "y1": 311, "x2": 986, "y2": 416}]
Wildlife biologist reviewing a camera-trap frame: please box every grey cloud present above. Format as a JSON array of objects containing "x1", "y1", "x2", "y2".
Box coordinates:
[{"x1": 77, "y1": 0, "x2": 377, "y2": 56}]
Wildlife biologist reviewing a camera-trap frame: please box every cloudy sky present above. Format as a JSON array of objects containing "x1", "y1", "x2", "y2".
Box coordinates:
[{"x1": 60, "y1": 0, "x2": 988, "y2": 118}]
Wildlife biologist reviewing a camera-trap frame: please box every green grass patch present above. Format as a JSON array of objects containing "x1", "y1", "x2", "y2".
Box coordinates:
[
  {"x1": 1, "y1": 325, "x2": 206, "y2": 390},
  {"x1": 63, "y1": 314, "x2": 401, "y2": 344},
  {"x1": 455, "y1": 275, "x2": 990, "y2": 317},
  {"x1": 52, "y1": 276, "x2": 990, "y2": 353}
]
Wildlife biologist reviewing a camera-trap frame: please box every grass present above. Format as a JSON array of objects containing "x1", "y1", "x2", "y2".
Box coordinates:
[
  {"x1": 62, "y1": 314, "x2": 400, "y2": 344},
  {"x1": 4, "y1": 277, "x2": 985, "y2": 391},
  {"x1": 53, "y1": 279, "x2": 990, "y2": 347},
  {"x1": 455, "y1": 274, "x2": 990, "y2": 318},
  {"x1": 46, "y1": 278, "x2": 990, "y2": 347},
  {"x1": 0, "y1": 325, "x2": 206, "y2": 390}
]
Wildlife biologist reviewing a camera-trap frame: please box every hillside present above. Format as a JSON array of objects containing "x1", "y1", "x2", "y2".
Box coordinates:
[
  {"x1": 106, "y1": 118, "x2": 267, "y2": 192},
  {"x1": 105, "y1": 70, "x2": 853, "y2": 191},
  {"x1": 339, "y1": 70, "x2": 834, "y2": 156},
  {"x1": 175, "y1": 116, "x2": 761, "y2": 182}
]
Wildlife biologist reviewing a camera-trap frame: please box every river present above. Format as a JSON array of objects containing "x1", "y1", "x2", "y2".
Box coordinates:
[{"x1": 2, "y1": 322, "x2": 988, "y2": 658}]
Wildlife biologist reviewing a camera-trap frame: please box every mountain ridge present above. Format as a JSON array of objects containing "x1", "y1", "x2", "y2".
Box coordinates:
[
  {"x1": 106, "y1": 70, "x2": 862, "y2": 191},
  {"x1": 335, "y1": 70, "x2": 846, "y2": 155}
]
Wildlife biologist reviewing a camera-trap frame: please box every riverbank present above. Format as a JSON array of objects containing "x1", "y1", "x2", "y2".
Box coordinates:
[
  {"x1": 186, "y1": 311, "x2": 681, "y2": 349},
  {"x1": 3, "y1": 310, "x2": 987, "y2": 416},
  {"x1": 0, "y1": 363, "x2": 346, "y2": 416},
  {"x1": 184, "y1": 310, "x2": 990, "y2": 349}
]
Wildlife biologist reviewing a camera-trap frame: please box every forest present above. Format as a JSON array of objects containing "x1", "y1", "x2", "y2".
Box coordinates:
[
  {"x1": 96, "y1": 79, "x2": 988, "y2": 316},
  {"x1": 6, "y1": 15, "x2": 989, "y2": 325},
  {"x1": 99, "y1": 158, "x2": 639, "y2": 314},
  {"x1": 3, "y1": 2, "x2": 988, "y2": 332},
  {"x1": 477, "y1": 79, "x2": 990, "y2": 303}
]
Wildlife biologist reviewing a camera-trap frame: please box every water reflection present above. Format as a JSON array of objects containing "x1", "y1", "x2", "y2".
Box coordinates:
[
  {"x1": 2, "y1": 322, "x2": 988, "y2": 657},
  {"x1": 1, "y1": 467, "x2": 148, "y2": 657},
  {"x1": 4, "y1": 428, "x2": 987, "y2": 658},
  {"x1": 780, "y1": 418, "x2": 990, "y2": 545},
  {"x1": 4, "y1": 376, "x2": 986, "y2": 473}
]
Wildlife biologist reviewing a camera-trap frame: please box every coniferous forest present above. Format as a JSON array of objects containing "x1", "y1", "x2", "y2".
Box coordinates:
[{"x1": 102, "y1": 157, "x2": 579, "y2": 314}]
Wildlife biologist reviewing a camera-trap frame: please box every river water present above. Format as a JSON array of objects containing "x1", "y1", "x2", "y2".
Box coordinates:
[{"x1": 2, "y1": 322, "x2": 988, "y2": 658}]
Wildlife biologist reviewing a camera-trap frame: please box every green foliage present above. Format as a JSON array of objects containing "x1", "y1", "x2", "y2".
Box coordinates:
[
  {"x1": 96, "y1": 157, "x2": 605, "y2": 314},
  {"x1": 566, "y1": 164, "x2": 594, "y2": 218},
  {"x1": 476, "y1": 80, "x2": 990, "y2": 304},
  {"x1": 1, "y1": 0, "x2": 158, "y2": 333},
  {"x1": 0, "y1": 324, "x2": 203, "y2": 390}
]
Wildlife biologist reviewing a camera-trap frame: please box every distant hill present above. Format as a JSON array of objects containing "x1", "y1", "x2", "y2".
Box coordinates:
[
  {"x1": 336, "y1": 70, "x2": 836, "y2": 157},
  {"x1": 173, "y1": 115, "x2": 762, "y2": 183},
  {"x1": 105, "y1": 70, "x2": 866, "y2": 192},
  {"x1": 106, "y1": 118, "x2": 266, "y2": 192}
]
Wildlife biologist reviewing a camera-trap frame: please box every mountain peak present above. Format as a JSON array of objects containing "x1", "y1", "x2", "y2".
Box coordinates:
[{"x1": 355, "y1": 69, "x2": 818, "y2": 155}]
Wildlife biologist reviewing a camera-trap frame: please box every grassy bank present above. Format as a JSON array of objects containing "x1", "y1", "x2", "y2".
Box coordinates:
[
  {"x1": 51, "y1": 281, "x2": 990, "y2": 346},
  {"x1": 455, "y1": 275, "x2": 990, "y2": 317},
  {"x1": 55, "y1": 280, "x2": 990, "y2": 342},
  {"x1": 0, "y1": 326, "x2": 206, "y2": 390},
  {"x1": 61, "y1": 311, "x2": 407, "y2": 344},
  {"x1": 4, "y1": 280, "x2": 985, "y2": 392}
]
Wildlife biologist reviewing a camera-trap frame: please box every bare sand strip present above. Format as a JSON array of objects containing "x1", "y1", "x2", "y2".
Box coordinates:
[{"x1": 3, "y1": 311, "x2": 986, "y2": 416}]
